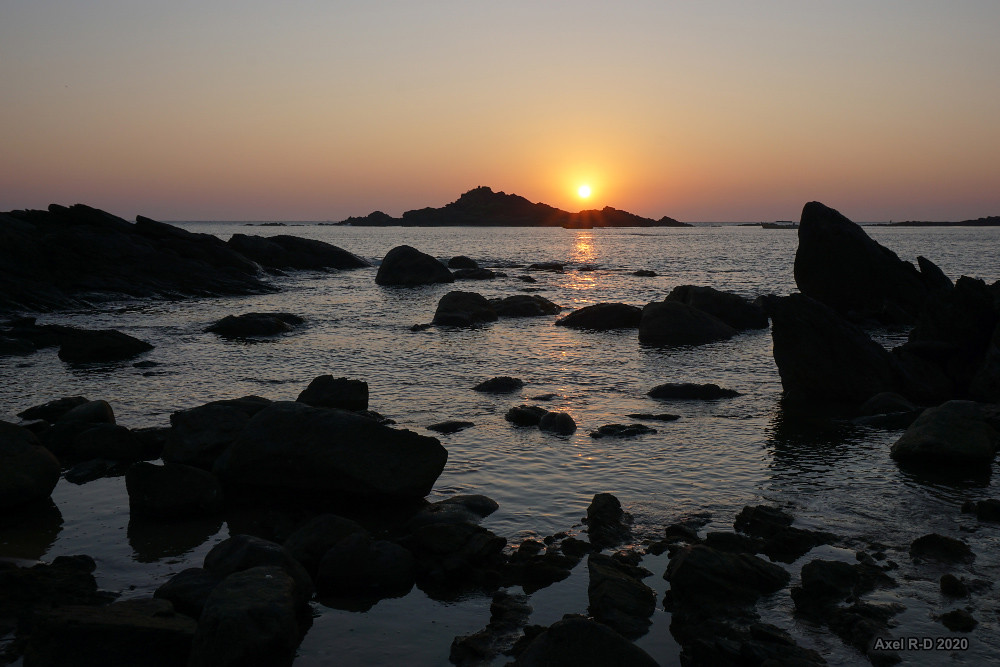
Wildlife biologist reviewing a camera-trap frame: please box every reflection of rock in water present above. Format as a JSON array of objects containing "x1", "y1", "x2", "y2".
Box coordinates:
[
  {"x1": 0, "y1": 498, "x2": 63, "y2": 561},
  {"x1": 127, "y1": 516, "x2": 223, "y2": 563}
]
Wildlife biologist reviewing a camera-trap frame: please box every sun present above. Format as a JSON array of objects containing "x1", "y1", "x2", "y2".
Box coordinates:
[{"x1": 577, "y1": 184, "x2": 592, "y2": 199}]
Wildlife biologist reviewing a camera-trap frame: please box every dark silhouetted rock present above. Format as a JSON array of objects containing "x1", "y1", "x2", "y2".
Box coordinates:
[
  {"x1": 57, "y1": 328, "x2": 154, "y2": 363},
  {"x1": 0, "y1": 336, "x2": 34, "y2": 356},
  {"x1": 917, "y1": 256, "x2": 954, "y2": 292},
  {"x1": 763, "y1": 293, "x2": 906, "y2": 406},
  {"x1": 909, "y1": 534, "x2": 974, "y2": 563},
  {"x1": 25, "y1": 598, "x2": 197, "y2": 667},
  {"x1": 474, "y1": 376, "x2": 524, "y2": 393},
  {"x1": 940, "y1": 609, "x2": 977, "y2": 632},
  {"x1": 403, "y1": 521, "x2": 507, "y2": 594},
  {"x1": 939, "y1": 574, "x2": 969, "y2": 598},
  {"x1": 163, "y1": 396, "x2": 272, "y2": 470},
  {"x1": 126, "y1": 462, "x2": 223, "y2": 520},
  {"x1": 585, "y1": 493, "x2": 632, "y2": 549},
  {"x1": 296, "y1": 375, "x2": 368, "y2": 411},
  {"x1": 794, "y1": 201, "x2": 929, "y2": 322},
  {"x1": 489, "y1": 294, "x2": 562, "y2": 317},
  {"x1": 316, "y1": 533, "x2": 415, "y2": 598},
  {"x1": 453, "y1": 268, "x2": 497, "y2": 280},
  {"x1": 970, "y1": 321, "x2": 1000, "y2": 402},
  {"x1": 513, "y1": 616, "x2": 658, "y2": 667},
  {"x1": 427, "y1": 420, "x2": 474, "y2": 434},
  {"x1": 450, "y1": 591, "x2": 532, "y2": 665},
  {"x1": 154, "y1": 567, "x2": 223, "y2": 619},
  {"x1": 795, "y1": 560, "x2": 860, "y2": 604},
  {"x1": 448, "y1": 255, "x2": 478, "y2": 269},
  {"x1": 213, "y1": 401, "x2": 447, "y2": 505},
  {"x1": 189, "y1": 566, "x2": 310, "y2": 667},
  {"x1": 16, "y1": 396, "x2": 90, "y2": 423},
  {"x1": 538, "y1": 412, "x2": 576, "y2": 435},
  {"x1": 648, "y1": 382, "x2": 740, "y2": 400},
  {"x1": 39, "y1": 399, "x2": 118, "y2": 459},
  {"x1": 734, "y1": 505, "x2": 794, "y2": 538},
  {"x1": 587, "y1": 554, "x2": 656, "y2": 639},
  {"x1": 0, "y1": 421, "x2": 60, "y2": 509},
  {"x1": 375, "y1": 245, "x2": 454, "y2": 286},
  {"x1": 665, "y1": 544, "x2": 790, "y2": 605},
  {"x1": 227, "y1": 233, "x2": 369, "y2": 270},
  {"x1": 505, "y1": 405, "x2": 549, "y2": 426},
  {"x1": 589, "y1": 424, "x2": 657, "y2": 439},
  {"x1": 433, "y1": 291, "x2": 498, "y2": 326},
  {"x1": 890, "y1": 400, "x2": 999, "y2": 468},
  {"x1": 633, "y1": 270, "x2": 657, "y2": 277},
  {"x1": 527, "y1": 262, "x2": 564, "y2": 272},
  {"x1": 626, "y1": 413, "x2": 680, "y2": 422},
  {"x1": 638, "y1": 301, "x2": 737, "y2": 346},
  {"x1": 974, "y1": 498, "x2": 1000, "y2": 522},
  {"x1": 555, "y1": 303, "x2": 641, "y2": 330},
  {"x1": 407, "y1": 495, "x2": 499, "y2": 529},
  {"x1": 203, "y1": 534, "x2": 313, "y2": 602},
  {"x1": 665, "y1": 285, "x2": 768, "y2": 330},
  {"x1": 69, "y1": 423, "x2": 145, "y2": 461},
  {"x1": 205, "y1": 312, "x2": 304, "y2": 338},
  {"x1": 283, "y1": 514, "x2": 367, "y2": 578}
]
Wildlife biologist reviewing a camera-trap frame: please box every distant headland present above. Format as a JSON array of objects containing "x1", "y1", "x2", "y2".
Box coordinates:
[
  {"x1": 335, "y1": 186, "x2": 691, "y2": 228},
  {"x1": 887, "y1": 216, "x2": 1000, "y2": 227}
]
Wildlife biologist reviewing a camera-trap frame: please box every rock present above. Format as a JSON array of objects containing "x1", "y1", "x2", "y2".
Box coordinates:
[
  {"x1": 432, "y1": 291, "x2": 498, "y2": 326},
  {"x1": 57, "y1": 328, "x2": 154, "y2": 363},
  {"x1": 940, "y1": 574, "x2": 969, "y2": 597},
  {"x1": 315, "y1": 533, "x2": 415, "y2": 598},
  {"x1": 794, "y1": 560, "x2": 860, "y2": 604},
  {"x1": 189, "y1": 566, "x2": 310, "y2": 667},
  {"x1": 283, "y1": 514, "x2": 367, "y2": 577},
  {"x1": 39, "y1": 399, "x2": 118, "y2": 459},
  {"x1": 538, "y1": 411, "x2": 576, "y2": 435},
  {"x1": 626, "y1": 413, "x2": 680, "y2": 422},
  {"x1": 163, "y1": 396, "x2": 272, "y2": 469},
  {"x1": 587, "y1": 554, "x2": 656, "y2": 639},
  {"x1": 860, "y1": 392, "x2": 917, "y2": 416},
  {"x1": 473, "y1": 376, "x2": 524, "y2": 393},
  {"x1": 295, "y1": 375, "x2": 368, "y2": 411},
  {"x1": 0, "y1": 555, "x2": 111, "y2": 632},
  {"x1": 585, "y1": 493, "x2": 632, "y2": 549},
  {"x1": 16, "y1": 396, "x2": 90, "y2": 423},
  {"x1": 453, "y1": 268, "x2": 497, "y2": 280},
  {"x1": 666, "y1": 544, "x2": 790, "y2": 606},
  {"x1": 665, "y1": 285, "x2": 768, "y2": 330},
  {"x1": 24, "y1": 598, "x2": 197, "y2": 667},
  {"x1": 940, "y1": 609, "x2": 977, "y2": 632},
  {"x1": 375, "y1": 245, "x2": 454, "y2": 286},
  {"x1": 70, "y1": 423, "x2": 146, "y2": 461},
  {"x1": 402, "y1": 522, "x2": 506, "y2": 594},
  {"x1": 527, "y1": 262, "x2": 564, "y2": 272},
  {"x1": 733, "y1": 505, "x2": 832, "y2": 562},
  {"x1": 703, "y1": 531, "x2": 765, "y2": 554},
  {"x1": 0, "y1": 335, "x2": 34, "y2": 356},
  {"x1": 975, "y1": 498, "x2": 1000, "y2": 521},
  {"x1": 64, "y1": 458, "x2": 125, "y2": 484},
  {"x1": 513, "y1": 616, "x2": 658, "y2": 667},
  {"x1": 970, "y1": 321, "x2": 1000, "y2": 402},
  {"x1": 205, "y1": 312, "x2": 304, "y2": 338},
  {"x1": 733, "y1": 505, "x2": 794, "y2": 538},
  {"x1": 427, "y1": 420, "x2": 474, "y2": 434},
  {"x1": 917, "y1": 256, "x2": 954, "y2": 292},
  {"x1": 909, "y1": 534, "x2": 974, "y2": 563},
  {"x1": 154, "y1": 567, "x2": 223, "y2": 618},
  {"x1": 213, "y1": 401, "x2": 447, "y2": 505},
  {"x1": 763, "y1": 293, "x2": 907, "y2": 406},
  {"x1": 448, "y1": 255, "x2": 478, "y2": 270},
  {"x1": 0, "y1": 421, "x2": 60, "y2": 509},
  {"x1": 59, "y1": 399, "x2": 116, "y2": 425},
  {"x1": 589, "y1": 424, "x2": 657, "y2": 439},
  {"x1": 794, "y1": 201, "x2": 929, "y2": 322},
  {"x1": 890, "y1": 400, "x2": 999, "y2": 468},
  {"x1": 503, "y1": 541, "x2": 578, "y2": 593},
  {"x1": 489, "y1": 294, "x2": 562, "y2": 317},
  {"x1": 126, "y1": 462, "x2": 224, "y2": 520},
  {"x1": 633, "y1": 270, "x2": 657, "y2": 277},
  {"x1": 226, "y1": 233, "x2": 369, "y2": 270},
  {"x1": 450, "y1": 591, "x2": 532, "y2": 665},
  {"x1": 554, "y1": 303, "x2": 642, "y2": 330},
  {"x1": 647, "y1": 382, "x2": 740, "y2": 400},
  {"x1": 638, "y1": 301, "x2": 737, "y2": 346},
  {"x1": 203, "y1": 534, "x2": 314, "y2": 602},
  {"x1": 505, "y1": 405, "x2": 549, "y2": 426},
  {"x1": 407, "y1": 495, "x2": 499, "y2": 529}
]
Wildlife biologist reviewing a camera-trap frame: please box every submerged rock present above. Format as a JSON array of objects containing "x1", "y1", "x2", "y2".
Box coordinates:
[
  {"x1": 473, "y1": 376, "x2": 524, "y2": 393},
  {"x1": 375, "y1": 245, "x2": 454, "y2": 286},
  {"x1": 432, "y1": 291, "x2": 498, "y2": 327},
  {"x1": 909, "y1": 533, "x2": 974, "y2": 563},
  {"x1": 205, "y1": 312, "x2": 304, "y2": 338},
  {"x1": 57, "y1": 328, "x2": 154, "y2": 363},
  {"x1": 589, "y1": 424, "x2": 657, "y2": 439},
  {"x1": 555, "y1": 303, "x2": 642, "y2": 330},
  {"x1": 427, "y1": 420, "x2": 474, "y2": 434},
  {"x1": 638, "y1": 301, "x2": 737, "y2": 346},
  {"x1": 648, "y1": 382, "x2": 740, "y2": 400}
]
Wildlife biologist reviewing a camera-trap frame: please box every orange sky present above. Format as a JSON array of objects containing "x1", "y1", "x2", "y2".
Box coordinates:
[{"x1": 2, "y1": 2, "x2": 999, "y2": 222}]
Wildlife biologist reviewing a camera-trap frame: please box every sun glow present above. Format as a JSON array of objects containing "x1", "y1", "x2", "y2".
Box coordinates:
[{"x1": 577, "y1": 184, "x2": 592, "y2": 199}]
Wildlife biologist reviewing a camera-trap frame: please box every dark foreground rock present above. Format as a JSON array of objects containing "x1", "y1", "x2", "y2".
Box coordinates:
[
  {"x1": 16, "y1": 396, "x2": 90, "y2": 423},
  {"x1": 125, "y1": 462, "x2": 224, "y2": 520},
  {"x1": 0, "y1": 421, "x2": 60, "y2": 509},
  {"x1": 450, "y1": 591, "x2": 532, "y2": 665},
  {"x1": 213, "y1": 401, "x2": 447, "y2": 505},
  {"x1": 375, "y1": 245, "x2": 454, "y2": 286},
  {"x1": 648, "y1": 382, "x2": 740, "y2": 400},
  {"x1": 585, "y1": 493, "x2": 632, "y2": 549},
  {"x1": 638, "y1": 301, "x2": 737, "y2": 346},
  {"x1": 162, "y1": 396, "x2": 273, "y2": 470},
  {"x1": 433, "y1": 291, "x2": 498, "y2": 326},
  {"x1": 154, "y1": 568, "x2": 223, "y2": 619},
  {"x1": 513, "y1": 616, "x2": 658, "y2": 667},
  {"x1": 203, "y1": 534, "x2": 314, "y2": 602},
  {"x1": 665, "y1": 285, "x2": 768, "y2": 330},
  {"x1": 909, "y1": 533, "x2": 974, "y2": 563},
  {"x1": 587, "y1": 554, "x2": 656, "y2": 639},
  {"x1": 0, "y1": 204, "x2": 269, "y2": 313},
  {"x1": 57, "y1": 328, "x2": 154, "y2": 363},
  {"x1": 227, "y1": 233, "x2": 370, "y2": 271},
  {"x1": 205, "y1": 312, "x2": 304, "y2": 338},
  {"x1": 282, "y1": 514, "x2": 367, "y2": 578},
  {"x1": 295, "y1": 375, "x2": 368, "y2": 411},
  {"x1": 665, "y1": 544, "x2": 789, "y2": 605},
  {"x1": 890, "y1": 400, "x2": 999, "y2": 468},
  {"x1": 555, "y1": 303, "x2": 642, "y2": 330},
  {"x1": 315, "y1": 533, "x2": 416, "y2": 599}
]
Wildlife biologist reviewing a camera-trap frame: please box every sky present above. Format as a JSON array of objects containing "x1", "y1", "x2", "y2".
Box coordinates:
[{"x1": 2, "y1": 1, "x2": 999, "y2": 222}]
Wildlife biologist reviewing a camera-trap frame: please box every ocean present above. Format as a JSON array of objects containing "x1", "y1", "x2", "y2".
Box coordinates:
[{"x1": 2, "y1": 223, "x2": 998, "y2": 665}]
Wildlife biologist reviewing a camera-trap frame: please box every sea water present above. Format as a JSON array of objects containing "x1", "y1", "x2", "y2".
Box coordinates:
[{"x1": 1, "y1": 224, "x2": 998, "y2": 665}]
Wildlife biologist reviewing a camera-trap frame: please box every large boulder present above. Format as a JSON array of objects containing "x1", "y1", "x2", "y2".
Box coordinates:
[
  {"x1": 763, "y1": 294, "x2": 905, "y2": 406},
  {"x1": 283, "y1": 514, "x2": 368, "y2": 578},
  {"x1": 794, "y1": 201, "x2": 930, "y2": 322},
  {"x1": 57, "y1": 328, "x2": 154, "y2": 363},
  {"x1": 554, "y1": 303, "x2": 641, "y2": 330},
  {"x1": 432, "y1": 291, "x2": 498, "y2": 327},
  {"x1": 638, "y1": 301, "x2": 737, "y2": 346},
  {"x1": 665, "y1": 544, "x2": 790, "y2": 605},
  {"x1": 203, "y1": 534, "x2": 314, "y2": 602},
  {"x1": 126, "y1": 462, "x2": 224, "y2": 520},
  {"x1": 296, "y1": 375, "x2": 368, "y2": 411},
  {"x1": 227, "y1": 234, "x2": 370, "y2": 271},
  {"x1": 39, "y1": 399, "x2": 117, "y2": 459},
  {"x1": 16, "y1": 396, "x2": 90, "y2": 423},
  {"x1": 890, "y1": 400, "x2": 999, "y2": 468},
  {"x1": 587, "y1": 554, "x2": 656, "y2": 639},
  {"x1": 163, "y1": 396, "x2": 272, "y2": 470},
  {"x1": 375, "y1": 245, "x2": 454, "y2": 286},
  {"x1": 513, "y1": 616, "x2": 658, "y2": 667},
  {"x1": 585, "y1": 493, "x2": 632, "y2": 549},
  {"x1": 154, "y1": 567, "x2": 223, "y2": 619},
  {"x1": 315, "y1": 533, "x2": 416, "y2": 598},
  {"x1": 205, "y1": 312, "x2": 304, "y2": 338},
  {"x1": 0, "y1": 421, "x2": 60, "y2": 509},
  {"x1": 213, "y1": 401, "x2": 447, "y2": 505},
  {"x1": 489, "y1": 295, "x2": 562, "y2": 317},
  {"x1": 665, "y1": 285, "x2": 768, "y2": 330}
]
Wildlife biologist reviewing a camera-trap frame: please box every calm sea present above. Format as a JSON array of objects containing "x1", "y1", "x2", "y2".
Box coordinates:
[{"x1": 2, "y1": 224, "x2": 998, "y2": 665}]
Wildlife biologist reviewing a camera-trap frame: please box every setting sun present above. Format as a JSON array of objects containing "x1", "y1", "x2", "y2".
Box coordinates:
[{"x1": 578, "y1": 184, "x2": 592, "y2": 199}]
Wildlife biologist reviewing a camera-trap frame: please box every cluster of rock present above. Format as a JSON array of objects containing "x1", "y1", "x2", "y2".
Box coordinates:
[{"x1": 0, "y1": 317, "x2": 154, "y2": 363}]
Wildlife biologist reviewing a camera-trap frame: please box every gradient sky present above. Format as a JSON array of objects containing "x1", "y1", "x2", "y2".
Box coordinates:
[{"x1": 2, "y1": 1, "x2": 998, "y2": 222}]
